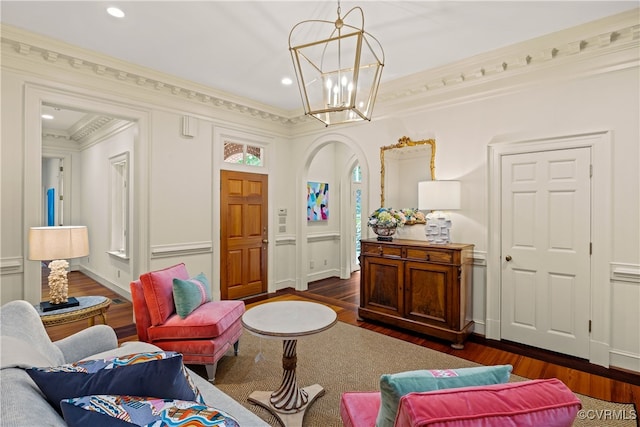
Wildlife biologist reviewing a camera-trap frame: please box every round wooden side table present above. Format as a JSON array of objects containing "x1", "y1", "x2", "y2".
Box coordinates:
[{"x1": 35, "y1": 296, "x2": 111, "y2": 327}]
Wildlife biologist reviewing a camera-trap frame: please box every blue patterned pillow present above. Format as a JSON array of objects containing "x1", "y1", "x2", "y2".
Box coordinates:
[
  {"x1": 172, "y1": 273, "x2": 212, "y2": 318},
  {"x1": 376, "y1": 365, "x2": 513, "y2": 427},
  {"x1": 61, "y1": 395, "x2": 239, "y2": 427},
  {"x1": 27, "y1": 351, "x2": 202, "y2": 413}
]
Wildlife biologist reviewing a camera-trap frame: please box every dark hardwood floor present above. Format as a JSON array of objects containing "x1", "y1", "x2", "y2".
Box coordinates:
[{"x1": 43, "y1": 269, "x2": 640, "y2": 406}]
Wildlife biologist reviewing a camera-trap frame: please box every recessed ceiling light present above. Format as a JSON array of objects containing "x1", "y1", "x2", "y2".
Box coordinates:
[
  {"x1": 107, "y1": 7, "x2": 125, "y2": 18},
  {"x1": 41, "y1": 114, "x2": 54, "y2": 120},
  {"x1": 281, "y1": 77, "x2": 293, "y2": 86}
]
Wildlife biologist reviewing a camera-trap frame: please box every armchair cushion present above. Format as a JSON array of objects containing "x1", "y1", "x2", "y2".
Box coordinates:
[
  {"x1": 147, "y1": 300, "x2": 245, "y2": 341},
  {"x1": 140, "y1": 263, "x2": 189, "y2": 326},
  {"x1": 61, "y1": 395, "x2": 240, "y2": 427},
  {"x1": 173, "y1": 273, "x2": 212, "y2": 319},
  {"x1": 27, "y1": 351, "x2": 202, "y2": 412},
  {"x1": 377, "y1": 365, "x2": 512, "y2": 427},
  {"x1": 395, "y1": 378, "x2": 581, "y2": 427}
]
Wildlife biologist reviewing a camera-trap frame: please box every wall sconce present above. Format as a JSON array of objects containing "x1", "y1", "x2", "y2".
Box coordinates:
[{"x1": 418, "y1": 181, "x2": 461, "y2": 244}]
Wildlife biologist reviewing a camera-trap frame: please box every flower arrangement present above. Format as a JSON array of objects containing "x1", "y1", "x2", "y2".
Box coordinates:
[
  {"x1": 400, "y1": 208, "x2": 426, "y2": 224},
  {"x1": 368, "y1": 207, "x2": 407, "y2": 229}
]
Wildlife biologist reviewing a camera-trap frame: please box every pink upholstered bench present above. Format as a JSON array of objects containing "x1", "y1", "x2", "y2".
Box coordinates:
[{"x1": 341, "y1": 378, "x2": 581, "y2": 427}]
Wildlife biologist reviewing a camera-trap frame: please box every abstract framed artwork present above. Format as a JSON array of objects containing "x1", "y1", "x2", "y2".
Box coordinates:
[{"x1": 307, "y1": 182, "x2": 329, "y2": 221}]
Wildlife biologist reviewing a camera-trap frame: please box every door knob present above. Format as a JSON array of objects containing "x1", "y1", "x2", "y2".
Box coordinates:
[{"x1": 505, "y1": 255, "x2": 512, "y2": 261}]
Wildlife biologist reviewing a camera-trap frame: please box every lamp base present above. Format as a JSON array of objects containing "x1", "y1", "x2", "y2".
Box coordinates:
[
  {"x1": 425, "y1": 211, "x2": 453, "y2": 244},
  {"x1": 40, "y1": 297, "x2": 79, "y2": 312}
]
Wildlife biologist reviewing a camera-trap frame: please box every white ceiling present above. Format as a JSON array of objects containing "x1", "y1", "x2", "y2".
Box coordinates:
[{"x1": 2, "y1": 1, "x2": 637, "y2": 116}]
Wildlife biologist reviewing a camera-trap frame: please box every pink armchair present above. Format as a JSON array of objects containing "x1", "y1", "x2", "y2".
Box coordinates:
[{"x1": 130, "y1": 263, "x2": 245, "y2": 382}]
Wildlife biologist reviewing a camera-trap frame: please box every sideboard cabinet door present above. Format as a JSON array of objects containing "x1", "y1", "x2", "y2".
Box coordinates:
[
  {"x1": 361, "y1": 255, "x2": 403, "y2": 317},
  {"x1": 404, "y1": 261, "x2": 452, "y2": 329}
]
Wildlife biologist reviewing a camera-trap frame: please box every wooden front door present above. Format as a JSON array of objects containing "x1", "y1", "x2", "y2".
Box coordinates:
[{"x1": 220, "y1": 170, "x2": 268, "y2": 299}]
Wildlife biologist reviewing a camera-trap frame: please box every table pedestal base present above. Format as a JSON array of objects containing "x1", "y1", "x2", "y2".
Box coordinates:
[{"x1": 248, "y1": 384, "x2": 324, "y2": 427}]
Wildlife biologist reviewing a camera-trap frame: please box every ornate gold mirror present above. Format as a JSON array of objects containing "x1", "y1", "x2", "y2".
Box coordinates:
[{"x1": 380, "y1": 136, "x2": 436, "y2": 209}]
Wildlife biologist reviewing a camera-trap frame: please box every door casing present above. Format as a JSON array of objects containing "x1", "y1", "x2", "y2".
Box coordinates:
[{"x1": 487, "y1": 130, "x2": 612, "y2": 367}]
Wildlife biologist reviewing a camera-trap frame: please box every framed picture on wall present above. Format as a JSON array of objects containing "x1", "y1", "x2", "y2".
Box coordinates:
[{"x1": 307, "y1": 182, "x2": 329, "y2": 221}]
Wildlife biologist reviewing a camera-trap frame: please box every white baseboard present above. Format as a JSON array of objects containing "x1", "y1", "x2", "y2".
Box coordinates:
[
  {"x1": 471, "y1": 320, "x2": 485, "y2": 336},
  {"x1": 273, "y1": 278, "x2": 296, "y2": 292},
  {"x1": 609, "y1": 348, "x2": 640, "y2": 373},
  {"x1": 79, "y1": 266, "x2": 131, "y2": 300},
  {"x1": 307, "y1": 268, "x2": 340, "y2": 283}
]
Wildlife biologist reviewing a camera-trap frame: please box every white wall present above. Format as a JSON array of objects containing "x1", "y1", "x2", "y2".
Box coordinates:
[
  {"x1": 1, "y1": 12, "x2": 638, "y2": 372},
  {"x1": 80, "y1": 125, "x2": 136, "y2": 293},
  {"x1": 287, "y1": 66, "x2": 639, "y2": 370}
]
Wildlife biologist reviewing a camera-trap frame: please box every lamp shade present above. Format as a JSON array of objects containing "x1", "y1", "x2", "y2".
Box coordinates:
[
  {"x1": 418, "y1": 181, "x2": 461, "y2": 211},
  {"x1": 28, "y1": 226, "x2": 89, "y2": 261}
]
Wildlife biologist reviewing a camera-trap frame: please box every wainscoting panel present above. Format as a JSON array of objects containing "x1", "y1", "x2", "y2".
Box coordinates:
[{"x1": 610, "y1": 262, "x2": 640, "y2": 372}]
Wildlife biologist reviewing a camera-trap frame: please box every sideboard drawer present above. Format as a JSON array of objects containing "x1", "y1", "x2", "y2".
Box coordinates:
[
  {"x1": 361, "y1": 243, "x2": 402, "y2": 258},
  {"x1": 405, "y1": 248, "x2": 453, "y2": 264}
]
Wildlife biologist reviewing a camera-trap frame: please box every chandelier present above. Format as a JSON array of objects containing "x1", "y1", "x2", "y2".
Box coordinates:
[{"x1": 289, "y1": 2, "x2": 385, "y2": 126}]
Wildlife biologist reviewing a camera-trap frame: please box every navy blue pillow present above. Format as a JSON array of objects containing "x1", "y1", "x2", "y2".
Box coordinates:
[{"x1": 26, "y1": 351, "x2": 200, "y2": 413}]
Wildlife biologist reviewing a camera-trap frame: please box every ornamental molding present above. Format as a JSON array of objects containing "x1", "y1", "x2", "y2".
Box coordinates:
[
  {"x1": 1, "y1": 25, "x2": 306, "y2": 127},
  {"x1": 377, "y1": 19, "x2": 639, "y2": 108},
  {"x1": 1, "y1": 11, "x2": 638, "y2": 127},
  {"x1": 43, "y1": 114, "x2": 134, "y2": 149}
]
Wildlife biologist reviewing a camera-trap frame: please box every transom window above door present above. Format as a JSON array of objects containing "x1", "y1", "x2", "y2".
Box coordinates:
[{"x1": 224, "y1": 141, "x2": 264, "y2": 166}]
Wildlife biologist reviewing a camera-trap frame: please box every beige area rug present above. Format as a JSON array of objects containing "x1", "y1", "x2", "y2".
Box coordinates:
[{"x1": 207, "y1": 322, "x2": 637, "y2": 427}]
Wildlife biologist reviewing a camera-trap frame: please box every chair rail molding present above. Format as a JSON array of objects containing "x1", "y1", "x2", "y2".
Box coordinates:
[
  {"x1": 0, "y1": 257, "x2": 24, "y2": 275},
  {"x1": 610, "y1": 262, "x2": 640, "y2": 284},
  {"x1": 150, "y1": 241, "x2": 213, "y2": 259}
]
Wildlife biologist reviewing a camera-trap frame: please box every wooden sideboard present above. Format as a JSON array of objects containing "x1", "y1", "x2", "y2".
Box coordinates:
[{"x1": 359, "y1": 239, "x2": 474, "y2": 349}]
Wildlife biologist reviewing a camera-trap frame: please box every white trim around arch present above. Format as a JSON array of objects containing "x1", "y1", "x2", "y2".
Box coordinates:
[{"x1": 295, "y1": 134, "x2": 370, "y2": 291}]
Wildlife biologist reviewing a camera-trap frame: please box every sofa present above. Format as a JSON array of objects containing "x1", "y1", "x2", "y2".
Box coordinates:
[{"x1": 0, "y1": 300, "x2": 268, "y2": 426}]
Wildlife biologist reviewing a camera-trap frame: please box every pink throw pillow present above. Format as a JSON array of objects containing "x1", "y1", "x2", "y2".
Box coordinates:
[{"x1": 140, "y1": 263, "x2": 189, "y2": 326}]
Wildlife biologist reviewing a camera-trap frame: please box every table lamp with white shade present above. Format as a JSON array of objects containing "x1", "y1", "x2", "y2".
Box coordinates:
[
  {"x1": 418, "y1": 181, "x2": 461, "y2": 244},
  {"x1": 28, "y1": 226, "x2": 89, "y2": 311}
]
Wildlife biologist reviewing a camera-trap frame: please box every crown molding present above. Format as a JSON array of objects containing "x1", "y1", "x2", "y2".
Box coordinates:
[
  {"x1": 377, "y1": 9, "x2": 639, "y2": 109},
  {"x1": 2, "y1": 8, "x2": 638, "y2": 129},
  {"x1": 0, "y1": 24, "x2": 308, "y2": 127},
  {"x1": 42, "y1": 114, "x2": 134, "y2": 149}
]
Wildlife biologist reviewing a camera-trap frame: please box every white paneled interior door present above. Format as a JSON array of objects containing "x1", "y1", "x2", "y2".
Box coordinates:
[{"x1": 501, "y1": 147, "x2": 591, "y2": 358}]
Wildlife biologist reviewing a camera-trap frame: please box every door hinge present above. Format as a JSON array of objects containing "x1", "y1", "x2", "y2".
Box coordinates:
[
  {"x1": 589, "y1": 242, "x2": 592, "y2": 255},
  {"x1": 59, "y1": 195, "x2": 63, "y2": 201},
  {"x1": 589, "y1": 164, "x2": 593, "y2": 178},
  {"x1": 588, "y1": 320, "x2": 592, "y2": 333},
  {"x1": 59, "y1": 166, "x2": 64, "y2": 172}
]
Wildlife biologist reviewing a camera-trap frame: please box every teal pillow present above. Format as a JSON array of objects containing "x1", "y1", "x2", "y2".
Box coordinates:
[
  {"x1": 376, "y1": 364, "x2": 513, "y2": 427},
  {"x1": 172, "y1": 273, "x2": 212, "y2": 318}
]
